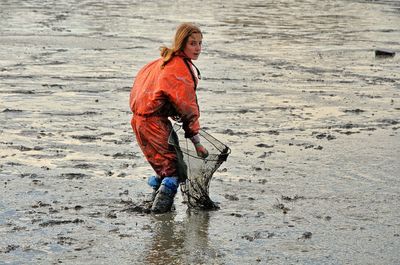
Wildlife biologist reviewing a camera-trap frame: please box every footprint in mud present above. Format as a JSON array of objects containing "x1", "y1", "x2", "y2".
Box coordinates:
[
  {"x1": 116, "y1": 196, "x2": 157, "y2": 215},
  {"x1": 122, "y1": 204, "x2": 152, "y2": 215}
]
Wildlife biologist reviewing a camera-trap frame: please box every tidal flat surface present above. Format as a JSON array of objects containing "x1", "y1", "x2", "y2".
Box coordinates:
[{"x1": 1, "y1": 0, "x2": 399, "y2": 264}]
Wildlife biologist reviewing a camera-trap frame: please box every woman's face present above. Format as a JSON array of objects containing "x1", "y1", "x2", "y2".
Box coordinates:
[{"x1": 183, "y1": 33, "x2": 202, "y2": 60}]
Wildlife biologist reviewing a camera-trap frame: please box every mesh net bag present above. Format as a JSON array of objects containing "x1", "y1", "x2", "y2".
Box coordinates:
[{"x1": 168, "y1": 123, "x2": 230, "y2": 210}]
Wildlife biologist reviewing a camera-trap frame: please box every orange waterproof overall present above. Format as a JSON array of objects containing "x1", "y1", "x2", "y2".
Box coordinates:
[{"x1": 129, "y1": 54, "x2": 200, "y2": 178}]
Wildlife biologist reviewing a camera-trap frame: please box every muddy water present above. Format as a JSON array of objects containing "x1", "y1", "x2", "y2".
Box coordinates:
[{"x1": 1, "y1": 0, "x2": 400, "y2": 264}]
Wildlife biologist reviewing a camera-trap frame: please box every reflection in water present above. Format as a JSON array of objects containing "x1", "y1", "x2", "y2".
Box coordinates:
[
  {"x1": 184, "y1": 210, "x2": 218, "y2": 264},
  {"x1": 145, "y1": 210, "x2": 216, "y2": 265}
]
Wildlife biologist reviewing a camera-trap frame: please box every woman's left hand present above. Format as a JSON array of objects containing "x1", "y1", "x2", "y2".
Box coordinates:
[{"x1": 195, "y1": 143, "x2": 209, "y2": 158}]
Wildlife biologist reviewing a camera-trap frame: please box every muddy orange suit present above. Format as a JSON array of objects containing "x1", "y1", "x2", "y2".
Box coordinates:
[{"x1": 129, "y1": 55, "x2": 200, "y2": 178}]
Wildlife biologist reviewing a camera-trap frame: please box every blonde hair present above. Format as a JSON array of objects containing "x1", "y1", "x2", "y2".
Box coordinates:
[{"x1": 160, "y1": 22, "x2": 202, "y2": 67}]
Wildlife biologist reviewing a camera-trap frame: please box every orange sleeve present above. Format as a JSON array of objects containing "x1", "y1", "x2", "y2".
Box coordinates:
[{"x1": 160, "y1": 72, "x2": 200, "y2": 138}]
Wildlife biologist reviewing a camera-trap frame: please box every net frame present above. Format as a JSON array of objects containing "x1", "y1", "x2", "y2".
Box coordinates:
[{"x1": 168, "y1": 123, "x2": 230, "y2": 210}]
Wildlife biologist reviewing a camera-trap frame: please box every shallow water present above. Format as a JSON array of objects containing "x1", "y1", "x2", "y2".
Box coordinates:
[{"x1": 1, "y1": 0, "x2": 400, "y2": 264}]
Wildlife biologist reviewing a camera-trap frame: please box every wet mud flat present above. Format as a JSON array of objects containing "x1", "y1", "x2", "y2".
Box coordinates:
[{"x1": 1, "y1": 0, "x2": 400, "y2": 264}]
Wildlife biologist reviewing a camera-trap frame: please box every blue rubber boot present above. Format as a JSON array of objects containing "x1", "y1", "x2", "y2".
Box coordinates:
[
  {"x1": 151, "y1": 177, "x2": 179, "y2": 213},
  {"x1": 147, "y1": 175, "x2": 162, "y2": 202}
]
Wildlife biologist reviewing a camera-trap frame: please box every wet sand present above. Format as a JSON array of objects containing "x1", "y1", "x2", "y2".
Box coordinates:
[{"x1": 1, "y1": 0, "x2": 400, "y2": 264}]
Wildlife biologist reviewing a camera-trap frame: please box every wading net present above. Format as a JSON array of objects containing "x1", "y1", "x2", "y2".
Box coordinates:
[{"x1": 168, "y1": 124, "x2": 230, "y2": 210}]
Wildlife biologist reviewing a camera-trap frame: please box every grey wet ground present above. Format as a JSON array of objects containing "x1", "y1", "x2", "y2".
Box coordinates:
[{"x1": 1, "y1": 0, "x2": 399, "y2": 264}]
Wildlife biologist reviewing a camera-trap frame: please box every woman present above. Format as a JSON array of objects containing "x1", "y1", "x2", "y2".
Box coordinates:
[{"x1": 129, "y1": 23, "x2": 208, "y2": 213}]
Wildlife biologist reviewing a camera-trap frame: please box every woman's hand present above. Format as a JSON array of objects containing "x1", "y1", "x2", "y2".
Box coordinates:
[
  {"x1": 194, "y1": 142, "x2": 209, "y2": 158},
  {"x1": 170, "y1": 115, "x2": 182, "y2": 122},
  {"x1": 190, "y1": 134, "x2": 209, "y2": 158}
]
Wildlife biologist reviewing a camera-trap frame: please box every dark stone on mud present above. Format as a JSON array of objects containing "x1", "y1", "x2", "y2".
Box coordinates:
[
  {"x1": 344, "y1": 109, "x2": 365, "y2": 114},
  {"x1": 7, "y1": 162, "x2": 22, "y2": 166},
  {"x1": 71, "y1": 135, "x2": 100, "y2": 141},
  {"x1": 375, "y1": 49, "x2": 395, "y2": 58},
  {"x1": 31, "y1": 179, "x2": 41, "y2": 185},
  {"x1": 325, "y1": 216, "x2": 332, "y2": 221},
  {"x1": 15, "y1": 145, "x2": 33, "y2": 151},
  {"x1": 74, "y1": 163, "x2": 94, "y2": 169},
  {"x1": 258, "y1": 152, "x2": 272, "y2": 158},
  {"x1": 60, "y1": 173, "x2": 89, "y2": 179},
  {"x1": 100, "y1": 132, "x2": 115, "y2": 136},
  {"x1": 341, "y1": 123, "x2": 356, "y2": 129},
  {"x1": 231, "y1": 213, "x2": 242, "y2": 217},
  {"x1": 256, "y1": 212, "x2": 264, "y2": 217},
  {"x1": 327, "y1": 135, "x2": 336, "y2": 140},
  {"x1": 274, "y1": 202, "x2": 290, "y2": 214},
  {"x1": 242, "y1": 234, "x2": 257, "y2": 242},
  {"x1": 314, "y1": 132, "x2": 336, "y2": 140},
  {"x1": 255, "y1": 143, "x2": 274, "y2": 148},
  {"x1": 116, "y1": 172, "x2": 127, "y2": 178},
  {"x1": 119, "y1": 190, "x2": 129, "y2": 196},
  {"x1": 258, "y1": 179, "x2": 267, "y2": 184},
  {"x1": 42, "y1": 84, "x2": 65, "y2": 89},
  {"x1": 39, "y1": 218, "x2": 84, "y2": 227},
  {"x1": 238, "y1": 109, "x2": 255, "y2": 114},
  {"x1": 266, "y1": 130, "x2": 280, "y2": 135},
  {"x1": 106, "y1": 211, "x2": 117, "y2": 218},
  {"x1": 281, "y1": 195, "x2": 304, "y2": 201},
  {"x1": 49, "y1": 208, "x2": 59, "y2": 214},
  {"x1": 341, "y1": 131, "x2": 360, "y2": 135},
  {"x1": 2, "y1": 108, "x2": 23, "y2": 112},
  {"x1": 300, "y1": 231, "x2": 313, "y2": 239},
  {"x1": 2, "y1": 244, "x2": 19, "y2": 253},
  {"x1": 32, "y1": 201, "x2": 51, "y2": 208},
  {"x1": 243, "y1": 231, "x2": 274, "y2": 242},
  {"x1": 57, "y1": 236, "x2": 77, "y2": 246},
  {"x1": 112, "y1": 152, "x2": 135, "y2": 159},
  {"x1": 88, "y1": 212, "x2": 101, "y2": 217},
  {"x1": 379, "y1": 119, "x2": 399, "y2": 125},
  {"x1": 224, "y1": 194, "x2": 239, "y2": 201}
]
